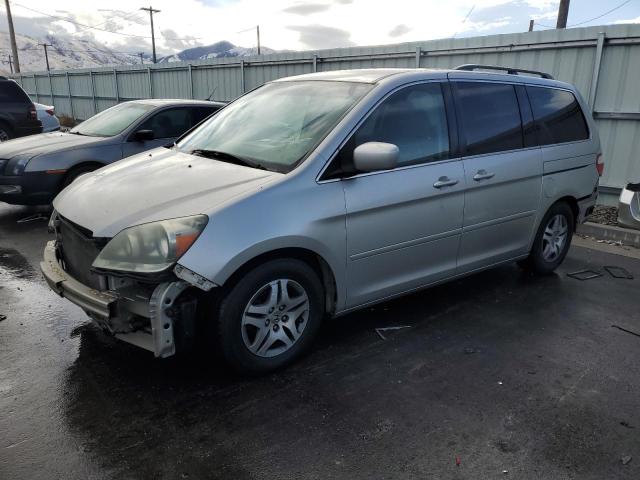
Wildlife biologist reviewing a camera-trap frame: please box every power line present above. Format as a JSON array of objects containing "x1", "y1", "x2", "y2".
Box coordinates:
[
  {"x1": 570, "y1": 0, "x2": 634, "y2": 27},
  {"x1": 452, "y1": 4, "x2": 476, "y2": 38},
  {"x1": 536, "y1": 0, "x2": 634, "y2": 29},
  {"x1": 12, "y1": 2, "x2": 198, "y2": 41}
]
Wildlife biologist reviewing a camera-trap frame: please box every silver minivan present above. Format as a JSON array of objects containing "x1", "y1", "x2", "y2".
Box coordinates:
[{"x1": 42, "y1": 66, "x2": 602, "y2": 373}]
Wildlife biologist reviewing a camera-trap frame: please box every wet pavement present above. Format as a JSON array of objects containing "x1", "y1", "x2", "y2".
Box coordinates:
[{"x1": 1, "y1": 202, "x2": 639, "y2": 480}]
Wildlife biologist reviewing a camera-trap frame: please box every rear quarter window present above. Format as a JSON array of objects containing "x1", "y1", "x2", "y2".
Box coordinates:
[
  {"x1": 526, "y1": 86, "x2": 589, "y2": 145},
  {"x1": 0, "y1": 81, "x2": 31, "y2": 103}
]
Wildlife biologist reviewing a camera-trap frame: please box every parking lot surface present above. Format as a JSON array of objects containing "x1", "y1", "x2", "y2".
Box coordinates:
[{"x1": 1, "y1": 203, "x2": 639, "y2": 480}]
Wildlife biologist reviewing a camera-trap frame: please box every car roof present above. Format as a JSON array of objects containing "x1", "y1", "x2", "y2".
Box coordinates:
[
  {"x1": 274, "y1": 67, "x2": 573, "y2": 90},
  {"x1": 128, "y1": 99, "x2": 226, "y2": 108}
]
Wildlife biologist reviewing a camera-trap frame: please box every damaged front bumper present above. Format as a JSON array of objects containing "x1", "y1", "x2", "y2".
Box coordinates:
[{"x1": 40, "y1": 240, "x2": 205, "y2": 358}]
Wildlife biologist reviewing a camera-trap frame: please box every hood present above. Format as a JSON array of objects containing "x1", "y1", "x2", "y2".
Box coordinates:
[
  {"x1": 0, "y1": 132, "x2": 104, "y2": 160},
  {"x1": 54, "y1": 148, "x2": 280, "y2": 237}
]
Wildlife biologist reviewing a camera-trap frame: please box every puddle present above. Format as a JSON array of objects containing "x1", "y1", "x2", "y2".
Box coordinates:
[{"x1": 0, "y1": 248, "x2": 36, "y2": 279}]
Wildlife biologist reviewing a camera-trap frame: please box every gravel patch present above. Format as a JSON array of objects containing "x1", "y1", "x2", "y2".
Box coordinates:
[{"x1": 587, "y1": 205, "x2": 619, "y2": 226}]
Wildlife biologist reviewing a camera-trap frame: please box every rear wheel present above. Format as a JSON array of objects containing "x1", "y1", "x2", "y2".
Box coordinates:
[
  {"x1": 214, "y1": 258, "x2": 324, "y2": 374},
  {"x1": 520, "y1": 202, "x2": 574, "y2": 274}
]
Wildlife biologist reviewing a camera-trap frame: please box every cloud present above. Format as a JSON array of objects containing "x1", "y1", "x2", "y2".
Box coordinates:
[
  {"x1": 283, "y1": 3, "x2": 331, "y2": 15},
  {"x1": 287, "y1": 24, "x2": 355, "y2": 49},
  {"x1": 389, "y1": 24, "x2": 411, "y2": 37},
  {"x1": 615, "y1": 16, "x2": 640, "y2": 24},
  {"x1": 160, "y1": 28, "x2": 200, "y2": 51}
]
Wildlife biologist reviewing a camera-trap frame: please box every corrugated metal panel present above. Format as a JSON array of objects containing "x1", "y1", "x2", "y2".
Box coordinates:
[{"x1": 9, "y1": 23, "x2": 640, "y2": 195}]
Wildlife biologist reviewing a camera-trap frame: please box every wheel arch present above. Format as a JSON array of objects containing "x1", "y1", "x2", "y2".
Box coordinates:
[
  {"x1": 60, "y1": 161, "x2": 105, "y2": 189},
  {"x1": 553, "y1": 195, "x2": 579, "y2": 230},
  {"x1": 220, "y1": 247, "x2": 339, "y2": 316}
]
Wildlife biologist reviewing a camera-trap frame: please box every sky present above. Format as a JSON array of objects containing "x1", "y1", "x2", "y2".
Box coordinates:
[{"x1": 2, "y1": 0, "x2": 640, "y2": 55}]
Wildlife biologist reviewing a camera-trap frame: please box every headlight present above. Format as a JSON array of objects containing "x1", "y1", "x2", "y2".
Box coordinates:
[
  {"x1": 4, "y1": 155, "x2": 32, "y2": 176},
  {"x1": 92, "y1": 215, "x2": 208, "y2": 274}
]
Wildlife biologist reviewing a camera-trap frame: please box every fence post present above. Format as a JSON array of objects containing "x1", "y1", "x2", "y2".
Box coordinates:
[
  {"x1": 89, "y1": 70, "x2": 97, "y2": 114},
  {"x1": 240, "y1": 60, "x2": 245, "y2": 93},
  {"x1": 188, "y1": 64, "x2": 194, "y2": 99},
  {"x1": 47, "y1": 71, "x2": 54, "y2": 109},
  {"x1": 147, "y1": 67, "x2": 153, "y2": 98},
  {"x1": 313, "y1": 54, "x2": 318, "y2": 72},
  {"x1": 34, "y1": 74, "x2": 39, "y2": 103},
  {"x1": 113, "y1": 68, "x2": 119, "y2": 103},
  {"x1": 66, "y1": 72, "x2": 75, "y2": 120},
  {"x1": 415, "y1": 47, "x2": 421, "y2": 68},
  {"x1": 588, "y1": 32, "x2": 606, "y2": 112}
]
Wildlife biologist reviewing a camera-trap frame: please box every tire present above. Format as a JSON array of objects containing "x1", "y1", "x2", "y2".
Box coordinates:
[
  {"x1": 0, "y1": 123, "x2": 13, "y2": 142},
  {"x1": 520, "y1": 202, "x2": 574, "y2": 275},
  {"x1": 61, "y1": 164, "x2": 100, "y2": 190},
  {"x1": 214, "y1": 258, "x2": 325, "y2": 374}
]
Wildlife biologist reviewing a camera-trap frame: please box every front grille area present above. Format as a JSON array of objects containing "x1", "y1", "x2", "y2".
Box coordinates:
[{"x1": 58, "y1": 216, "x2": 106, "y2": 290}]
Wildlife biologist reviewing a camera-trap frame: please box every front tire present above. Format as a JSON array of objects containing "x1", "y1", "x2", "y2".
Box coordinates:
[
  {"x1": 520, "y1": 202, "x2": 574, "y2": 274},
  {"x1": 214, "y1": 258, "x2": 325, "y2": 374},
  {"x1": 0, "y1": 123, "x2": 13, "y2": 142}
]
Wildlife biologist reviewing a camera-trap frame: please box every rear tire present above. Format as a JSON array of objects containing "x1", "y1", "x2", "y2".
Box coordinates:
[
  {"x1": 214, "y1": 258, "x2": 325, "y2": 374},
  {"x1": 519, "y1": 202, "x2": 574, "y2": 275}
]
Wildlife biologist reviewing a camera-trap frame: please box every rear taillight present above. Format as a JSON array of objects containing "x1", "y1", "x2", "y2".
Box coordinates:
[
  {"x1": 28, "y1": 104, "x2": 37, "y2": 120},
  {"x1": 596, "y1": 153, "x2": 604, "y2": 176},
  {"x1": 45, "y1": 108, "x2": 55, "y2": 116}
]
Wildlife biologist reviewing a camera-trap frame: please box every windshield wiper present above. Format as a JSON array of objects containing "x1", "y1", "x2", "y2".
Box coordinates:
[{"x1": 188, "y1": 149, "x2": 266, "y2": 170}]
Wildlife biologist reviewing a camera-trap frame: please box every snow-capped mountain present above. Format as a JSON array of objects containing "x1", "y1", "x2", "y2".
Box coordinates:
[
  {"x1": 0, "y1": 32, "x2": 276, "y2": 74},
  {"x1": 0, "y1": 32, "x2": 147, "y2": 74},
  {"x1": 159, "y1": 41, "x2": 276, "y2": 63}
]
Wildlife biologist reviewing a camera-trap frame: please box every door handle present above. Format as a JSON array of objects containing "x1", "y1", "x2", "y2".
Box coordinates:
[
  {"x1": 473, "y1": 170, "x2": 495, "y2": 181},
  {"x1": 433, "y1": 176, "x2": 459, "y2": 189}
]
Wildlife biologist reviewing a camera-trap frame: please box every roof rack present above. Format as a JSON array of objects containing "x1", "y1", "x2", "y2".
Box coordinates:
[{"x1": 453, "y1": 64, "x2": 554, "y2": 80}]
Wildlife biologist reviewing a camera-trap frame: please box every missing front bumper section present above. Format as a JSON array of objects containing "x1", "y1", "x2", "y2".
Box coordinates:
[{"x1": 41, "y1": 240, "x2": 202, "y2": 358}]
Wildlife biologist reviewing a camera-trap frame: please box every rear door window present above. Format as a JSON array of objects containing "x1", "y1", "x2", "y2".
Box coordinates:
[
  {"x1": 526, "y1": 86, "x2": 589, "y2": 145},
  {"x1": 138, "y1": 107, "x2": 193, "y2": 139},
  {"x1": 191, "y1": 106, "x2": 218, "y2": 126},
  {"x1": 453, "y1": 82, "x2": 523, "y2": 156}
]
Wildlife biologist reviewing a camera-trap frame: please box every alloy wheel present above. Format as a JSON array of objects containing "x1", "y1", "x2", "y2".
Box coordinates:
[
  {"x1": 542, "y1": 213, "x2": 568, "y2": 262},
  {"x1": 241, "y1": 278, "x2": 310, "y2": 358}
]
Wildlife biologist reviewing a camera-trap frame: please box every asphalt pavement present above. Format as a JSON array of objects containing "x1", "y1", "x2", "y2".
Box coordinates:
[{"x1": 1, "y1": 203, "x2": 639, "y2": 480}]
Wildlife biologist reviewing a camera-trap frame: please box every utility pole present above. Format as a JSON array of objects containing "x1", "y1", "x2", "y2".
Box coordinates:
[
  {"x1": 140, "y1": 6, "x2": 160, "y2": 63},
  {"x1": 7, "y1": 54, "x2": 13, "y2": 73},
  {"x1": 556, "y1": 0, "x2": 570, "y2": 29},
  {"x1": 256, "y1": 25, "x2": 261, "y2": 55},
  {"x1": 38, "y1": 43, "x2": 52, "y2": 71},
  {"x1": 528, "y1": 19, "x2": 534, "y2": 32},
  {"x1": 4, "y1": 0, "x2": 20, "y2": 72},
  {"x1": 138, "y1": 52, "x2": 144, "y2": 64}
]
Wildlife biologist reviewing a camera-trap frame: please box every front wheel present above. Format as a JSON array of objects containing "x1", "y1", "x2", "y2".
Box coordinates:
[
  {"x1": 0, "y1": 124, "x2": 13, "y2": 142},
  {"x1": 520, "y1": 202, "x2": 574, "y2": 275},
  {"x1": 214, "y1": 258, "x2": 325, "y2": 374}
]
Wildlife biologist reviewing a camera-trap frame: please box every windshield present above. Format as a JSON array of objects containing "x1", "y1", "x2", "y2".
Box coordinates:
[
  {"x1": 70, "y1": 102, "x2": 156, "y2": 137},
  {"x1": 176, "y1": 81, "x2": 372, "y2": 173}
]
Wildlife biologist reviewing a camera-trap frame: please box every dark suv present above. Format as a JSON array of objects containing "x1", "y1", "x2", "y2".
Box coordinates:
[{"x1": 0, "y1": 76, "x2": 42, "y2": 142}]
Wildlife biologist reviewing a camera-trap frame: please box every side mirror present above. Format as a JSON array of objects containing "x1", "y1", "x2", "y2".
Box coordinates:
[
  {"x1": 132, "y1": 129, "x2": 154, "y2": 142},
  {"x1": 353, "y1": 142, "x2": 399, "y2": 173}
]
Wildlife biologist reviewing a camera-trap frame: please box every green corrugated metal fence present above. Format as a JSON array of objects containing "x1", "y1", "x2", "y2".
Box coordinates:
[{"x1": 11, "y1": 24, "x2": 640, "y2": 203}]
